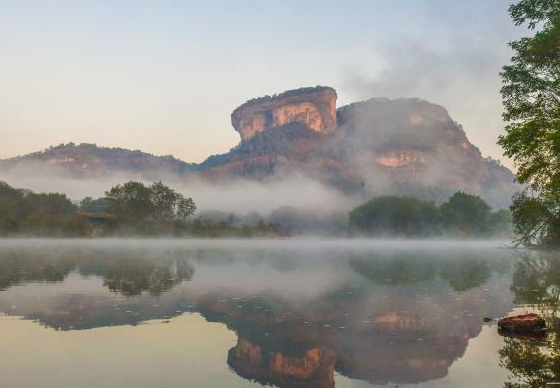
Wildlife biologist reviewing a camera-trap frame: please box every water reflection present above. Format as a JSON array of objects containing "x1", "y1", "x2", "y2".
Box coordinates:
[
  {"x1": 0, "y1": 246, "x2": 195, "y2": 296},
  {"x1": 0, "y1": 240, "x2": 519, "y2": 387},
  {"x1": 228, "y1": 339, "x2": 336, "y2": 388},
  {"x1": 499, "y1": 251, "x2": 560, "y2": 388}
]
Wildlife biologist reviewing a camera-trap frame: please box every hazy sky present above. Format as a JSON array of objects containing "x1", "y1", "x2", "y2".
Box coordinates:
[{"x1": 0, "y1": 0, "x2": 522, "y2": 166}]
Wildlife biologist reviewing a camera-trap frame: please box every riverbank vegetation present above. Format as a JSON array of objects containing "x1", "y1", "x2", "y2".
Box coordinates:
[
  {"x1": 0, "y1": 179, "x2": 511, "y2": 238},
  {"x1": 348, "y1": 192, "x2": 511, "y2": 238},
  {"x1": 0, "y1": 181, "x2": 90, "y2": 236},
  {"x1": 0, "y1": 181, "x2": 280, "y2": 238}
]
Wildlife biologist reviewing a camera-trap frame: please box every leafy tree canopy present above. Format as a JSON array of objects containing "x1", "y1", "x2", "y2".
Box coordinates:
[
  {"x1": 498, "y1": 0, "x2": 560, "y2": 246},
  {"x1": 440, "y1": 192, "x2": 492, "y2": 236},
  {"x1": 349, "y1": 192, "x2": 510, "y2": 237},
  {"x1": 0, "y1": 181, "x2": 89, "y2": 236},
  {"x1": 105, "y1": 181, "x2": 196, "y2": 222},
  {"x1": 349, "y1": 196, "x2": 439, "y2": 237},
  {"x1": 79, "y1": 197, "x2": 109, "y2": 213}
]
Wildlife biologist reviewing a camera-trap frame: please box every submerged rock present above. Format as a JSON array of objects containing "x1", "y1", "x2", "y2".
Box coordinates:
[{"x1": 498, "y1": 313, "x2": 547, "y2": 338}]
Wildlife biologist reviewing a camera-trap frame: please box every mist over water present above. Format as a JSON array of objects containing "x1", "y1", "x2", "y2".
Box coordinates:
[{"x1": 0, "y1": 238, "x2": 523, "y2": 388}]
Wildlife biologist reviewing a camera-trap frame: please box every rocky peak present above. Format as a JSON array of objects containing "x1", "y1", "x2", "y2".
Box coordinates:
[{"x1": 231, "y1": 86, "x2": 337, "y2": 141}]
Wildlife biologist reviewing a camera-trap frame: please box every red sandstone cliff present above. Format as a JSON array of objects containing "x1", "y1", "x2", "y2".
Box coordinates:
[
  {"x1": 231, "y1": 86, "x2": 337, "y2": 141},
  {"x1": 200, "y1": 90, "x2": 517, "y2": 208}
]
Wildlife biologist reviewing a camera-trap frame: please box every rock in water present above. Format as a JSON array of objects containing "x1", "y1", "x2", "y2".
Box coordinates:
[{"x1": 498, "y1": 313, "x2": 547, "y2": 337}]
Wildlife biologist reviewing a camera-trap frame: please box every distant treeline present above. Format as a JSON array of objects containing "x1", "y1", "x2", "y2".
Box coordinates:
[
  {"x1": 0, "y1": 180, "x2": 510, "y2": 238},
  {"x1": 187, "y1": 192, "x2": 511, "y2": 238},
  {"x1": 0, "y1": 181, "x2": 90, "y2": 236},
  {"x1": 0, "y1": 181, "x2": 280, "y2": 238},
  {"x1": 349, "y1": 192, "x2": 511, "y2": 238}
]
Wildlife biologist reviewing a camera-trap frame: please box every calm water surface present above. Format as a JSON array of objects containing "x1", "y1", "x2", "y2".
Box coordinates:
[{"x1": 0, "y1": 239, "x2": 558, "y2": 388}]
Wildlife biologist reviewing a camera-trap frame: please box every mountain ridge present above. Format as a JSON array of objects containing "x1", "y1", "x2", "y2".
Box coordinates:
[{"x1": 0, "y1": 87, "x2": 518, "y2": 208}]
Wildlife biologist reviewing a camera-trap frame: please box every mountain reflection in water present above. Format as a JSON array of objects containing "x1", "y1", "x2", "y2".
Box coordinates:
[{"x1": 0, "y1": 239, "x2": 550, "y2": 388}]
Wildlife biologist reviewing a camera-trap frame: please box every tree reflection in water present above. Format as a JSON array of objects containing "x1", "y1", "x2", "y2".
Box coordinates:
[
  {"x1": 0, "y1": 246, "x2": 195, "y2": 296},
  {"x1": 500, "y1": 251, "x2": 560, "y2": 388},
  {"x1": 349, "y1": 251, "x2": 500, "y2": 292},
  {"x1": 94, "y1": 257, "x2": 194, "y2": 296}
]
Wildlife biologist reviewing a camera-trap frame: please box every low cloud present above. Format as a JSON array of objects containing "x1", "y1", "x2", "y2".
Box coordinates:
[
  {"x1": 341, "y1": 23, "x2": 521, "y2": 168},
  {"x1": 0, "y1": 166, "x2": 356, "y2": 216}
]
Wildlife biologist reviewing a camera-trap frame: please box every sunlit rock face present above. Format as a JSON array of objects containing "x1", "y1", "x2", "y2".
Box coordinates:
[
  {"x1": 374, "y1": 150, "x2": 427, "y2": 168},
  {"x1": 228, "y1": 338, "x2": 336, "y2": 388},
  {"x1": 231, "y1": 86, "x2": 337, "y2": 141},
  {"x1": 200, "y1": 89, "x2": 518, "y2": 208}
]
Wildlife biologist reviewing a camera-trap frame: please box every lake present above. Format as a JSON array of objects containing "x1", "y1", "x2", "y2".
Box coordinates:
[{"x1": 0, "y1": 238, "x2": 557, "y2": 388}]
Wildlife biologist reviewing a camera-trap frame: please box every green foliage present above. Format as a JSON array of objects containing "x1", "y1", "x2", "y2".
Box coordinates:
[
  {"x1": 105, "y1": 181, "x2": 196, "y2": 222},
  {"x1": 176, "y1": 196, "x2": 197, "y2": 221},
  {"x1": 0, "y1": 179, "x2": 281, "y2": 237},
  {"x1": 509, "y1": 192, "x2": 560, "y2": 245},
  {"x1": 349, "y1": 191, "x2": 511, "y2": 238},
  {"x1": 348, "y1": 196, "x2": 439, "y2": 237},
  {"x1": 498, "y1": 0, "x2": 560, "y2": 246},
  {"x1": 105, "y1": 181, "x2": 154, "y2": 220},
  {"x1": 79, "y1": 197, "x2": 109, "y2": 213},
  {"x1": 440, "y1": 192, "x2": 492, "y2": 236},
  {"x1": 0, "y1": 181, "x2": 90, "y2": 236}
]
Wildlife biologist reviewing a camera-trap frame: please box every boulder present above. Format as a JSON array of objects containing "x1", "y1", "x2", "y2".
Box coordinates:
[{"x1": 498, "y1": 313, "x2": 547, "y2": 338}]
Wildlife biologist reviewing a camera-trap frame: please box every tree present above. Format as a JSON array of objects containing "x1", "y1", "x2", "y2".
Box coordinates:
[
  {"x1": 498, "y1": 0, "x2": 560, "y2": 246},
  {"x1": 509, "y1": 191, "x2": 560, "y2": 245},
  {"x1": 149, "y1": 181, "x2": 181, "y2": 221},
  {"x1": 348, "y1": 196, "x2": 439, "y2": 236},
  {"x1": 0, "y1": 181, "x2": 90, "y2": 236},
  {"x1": 105, "y1": 181, "x2": 154, "y2": 221},
  {"x1": 104, "y1": 181, "x2": 196, "y2": 223},
  {"x1": 439, "y1": 192, "x2": 492, "y2": 236},
  {"x1": 79, "y1": 197, "x2": 109, "y2": 213},
  {"x1": 176, "y1": 196, "x2": 196, "y2": 221}
]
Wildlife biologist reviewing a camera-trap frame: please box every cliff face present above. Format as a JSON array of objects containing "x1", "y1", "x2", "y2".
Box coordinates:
[
  {"x1": 231, "y1": 86, "x2": 337, "y2": 141},
  {"x1": 203, "y1": 90, "x2": 518, "y2": 208}
]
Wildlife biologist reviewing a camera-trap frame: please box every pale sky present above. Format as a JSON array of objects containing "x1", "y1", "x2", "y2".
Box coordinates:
[{"x1": 0, "y1": 0, "x2": 522, "y2": 166}]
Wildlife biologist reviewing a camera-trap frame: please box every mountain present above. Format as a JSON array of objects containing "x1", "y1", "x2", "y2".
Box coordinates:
[
  {"x1": 0, "y1": 86, "x2": 517, "y2": 208},
  {"x1": 0, "y1": 143, "x2": 196, "y2": 179},
  {"x1": 201, "y1": 86, "x2": 517, "y2": 208}
]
